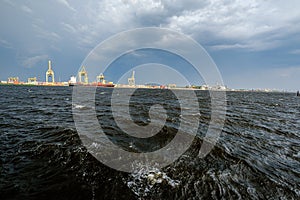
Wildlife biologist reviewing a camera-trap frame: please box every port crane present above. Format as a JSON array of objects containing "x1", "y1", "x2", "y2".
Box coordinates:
[
  {"x1": 45, "y1": 60, "x2": 55, "y2": 83},
  {"x1": 128, "y1": 71, "x2": 135, "y2": 86},
  {"x1": 78, "y1": 66, "x2": 88, "y2": 84}
]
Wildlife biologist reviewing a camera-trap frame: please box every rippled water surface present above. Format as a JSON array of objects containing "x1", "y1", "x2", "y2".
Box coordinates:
[{"x1": 0, "y1": 85, "x2": 299, "y2": 199}]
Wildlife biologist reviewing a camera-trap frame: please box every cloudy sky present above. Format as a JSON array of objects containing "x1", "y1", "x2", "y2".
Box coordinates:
[{"x1": 0, "y1": 0, "x2": 300, "y2": 90}]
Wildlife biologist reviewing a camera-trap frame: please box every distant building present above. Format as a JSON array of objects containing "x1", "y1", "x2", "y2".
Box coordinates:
[
  {"x1": 167, "y1": 84, "x2": 176, "y2": 88},
  {"x1": 199, "y1": 85, "x2": 209, "y2": 90},
  {"x1": 69, "y1": 76, "x2": 76, "y2": 83},
  {"x1": 28, "y1": 77, "x2": 37, "y2": 85},
  {"x1": 216, "y1": 85, "x2": 227, "y2": 90},
  {"x1": 8, "y1": 77, "x2": 19, "y2": 84}
]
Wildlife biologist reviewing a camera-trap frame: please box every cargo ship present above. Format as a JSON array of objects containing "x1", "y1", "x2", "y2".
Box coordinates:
[
  {"x1": 68, "y1": 82, "x2": 115, "y2": 87},
  {"x1": 95, "y1": 82, "x2": 115, "y2": 87},
  {"x1": 68, "y1": 76, "x2": 77, "y2": 86},
  {"x1": 68, "y1": 75, "x2": 115, "y2": 87}
]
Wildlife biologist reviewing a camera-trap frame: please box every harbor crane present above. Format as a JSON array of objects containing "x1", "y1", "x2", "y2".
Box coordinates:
[
  {"x1": 78, "y1": 66, "x2": 88, "y2": 84},
  {"x1": 128, "y1": 71, "x2": 135, "y2": 86},
  {"x1": 46, "y1": 60, "x2": 55, "y2": 83}
]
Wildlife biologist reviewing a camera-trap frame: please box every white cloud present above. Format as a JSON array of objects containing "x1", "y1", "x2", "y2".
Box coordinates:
[
  {"x1": 210, "y1": 40, "x2": 281, "y2": 51},
  {"x1": 290, "y1": 49, "x2": 300, "y2": 55},
  {"x1": 61, "y1": 22, "x2": 76, "y2": 33},
  {"x1": 22, "y1": 55, "x2": 49, "y2": 68},
  {"x1": 0, "y1": 39, "x2": 12, "y2": 49},
  {"x1": 56, "y1": 0, "x2": 76, "y2": 12},
  {"x1": 3, "y1": 0, "x2": 15, "y2": 7},
  {"x1": 0, "y1": 0, "x2": 299, "y2": 89},
  {"x1": 55, "y1": 0, "x2": 300, "y2": 52},
  {"x1": 2, "y1": 0, "x2": 300, "y2": 53},
  {"x1": 164, "y1": 0, "x2": 300, "y2": 51},
  {"x1": 21, "y1": 5, "x2": 33, "y2": 14},
  {"x1": 32, "y1": 24, "x2": 61, "y2": 42}
]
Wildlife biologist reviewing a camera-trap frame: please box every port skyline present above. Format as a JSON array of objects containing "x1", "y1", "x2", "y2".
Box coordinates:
[
  {"x1": 0, "y1": 59, "x2": 291, "y2": 93},
  {"x1": 1, "y1": 1, "x2": 299, "y2": 91}
]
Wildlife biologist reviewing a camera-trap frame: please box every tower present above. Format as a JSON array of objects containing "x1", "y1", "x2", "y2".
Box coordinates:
[
  {"x1": 128, "y1": 70, "x2": 135, "y2": 86},
  {"x1": 46, "y1": 60, "x2": 55, "y2": 83},
  {"x1": 97, "y1": 73, "x2": 105, "y2": 84},
  {"x1": 78, "y1": 66, "x2": 88, "y2": 84}
]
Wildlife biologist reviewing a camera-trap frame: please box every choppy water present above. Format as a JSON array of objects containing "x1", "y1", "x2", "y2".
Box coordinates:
[{"x1": 0, "y1": 85, "x2": 299, "y2": 199}]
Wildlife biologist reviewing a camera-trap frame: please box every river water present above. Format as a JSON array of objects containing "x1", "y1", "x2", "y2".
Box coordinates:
[{"x1": 0, "y1": 85, "x2": 299, "y2": 199}]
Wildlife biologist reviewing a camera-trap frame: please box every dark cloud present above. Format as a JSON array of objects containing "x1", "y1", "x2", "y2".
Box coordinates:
[{"x1": 0, "y1": 0, "x2": 299, "y2": 90}]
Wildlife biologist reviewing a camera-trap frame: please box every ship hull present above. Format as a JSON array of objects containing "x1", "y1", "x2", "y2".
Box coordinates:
[
  {"x1": 68, "y1": 83, "x2": 115, "y2": 87},
  {"x1": 96, "y1": 83, "x2": 115, "y2": 87}
]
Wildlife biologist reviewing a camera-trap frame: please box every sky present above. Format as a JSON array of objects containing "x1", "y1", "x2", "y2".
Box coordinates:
[{"x1": 0, "y1": 0, "x2": 300, "y2": 91}]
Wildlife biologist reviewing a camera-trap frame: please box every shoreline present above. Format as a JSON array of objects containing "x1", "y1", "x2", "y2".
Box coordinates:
[{"x1": 0, "y1": 83, "x2": 294, "y2": 93}]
